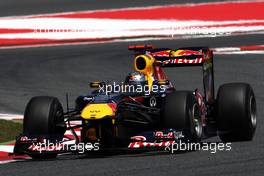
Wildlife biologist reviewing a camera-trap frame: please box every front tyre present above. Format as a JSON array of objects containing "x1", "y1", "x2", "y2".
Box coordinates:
[
  {"x1": 23, "y1": 96, "x2": 66, "y2": 159},
  {"x1": 217, "y1": 83, "x2": 257, "y2": 142}
]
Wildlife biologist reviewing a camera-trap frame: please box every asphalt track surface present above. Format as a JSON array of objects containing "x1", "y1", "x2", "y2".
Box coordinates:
[{"x1": 0, "y1": 1, "x2": 264, "y2": 176}]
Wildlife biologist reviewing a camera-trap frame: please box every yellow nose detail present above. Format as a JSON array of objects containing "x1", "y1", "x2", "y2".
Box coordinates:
[{"x1": 81, "y1": 104, "x2": 114, "y2": 119}]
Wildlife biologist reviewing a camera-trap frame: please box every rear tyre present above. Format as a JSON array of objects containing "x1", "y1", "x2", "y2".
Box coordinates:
[
  {"x1": 162, "y1": 91, "x2": 202, "y2": 142},
  {"x1": 217, "y1": 83, "x2": 257, "y2": 142},
  {"x1": 23, "y1": 96, "x2": 66, "y2": 159}
]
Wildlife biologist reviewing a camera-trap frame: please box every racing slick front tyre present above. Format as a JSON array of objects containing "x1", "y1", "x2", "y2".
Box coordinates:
[
  {"x1": 23, "y1": 96, "x2": 66, "y2": 159},
  {"x1": 217, "y1": 83, "x2": 257, "y2": 142},
  {"x1": 162, "y1": 91, "x2": 203, "y2": 142}
]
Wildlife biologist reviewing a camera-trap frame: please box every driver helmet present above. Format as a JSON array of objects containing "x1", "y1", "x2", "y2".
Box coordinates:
[{"x1": 124, "y1": 71, "x2": 147, "y2": 86}]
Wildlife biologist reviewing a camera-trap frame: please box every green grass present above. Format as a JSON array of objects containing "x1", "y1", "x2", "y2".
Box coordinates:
[{"x1": 0, "y1": 119, "x2": 22, "y2": 144}]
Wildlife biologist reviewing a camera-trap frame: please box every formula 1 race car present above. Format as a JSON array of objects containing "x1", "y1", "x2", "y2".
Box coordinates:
[{"x1": 13, "y1": 45, "x2": 257, "y2": 159}]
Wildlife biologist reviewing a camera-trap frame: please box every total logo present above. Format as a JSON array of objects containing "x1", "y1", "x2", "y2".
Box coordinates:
[{"x1": 163, "y1": 58, "x2": 204, "y2": 64}]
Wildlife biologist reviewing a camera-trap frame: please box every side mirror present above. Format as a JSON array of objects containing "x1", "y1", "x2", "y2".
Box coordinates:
[{"x1": 90, "y1": 81, "x2": 104, "y2": 89}]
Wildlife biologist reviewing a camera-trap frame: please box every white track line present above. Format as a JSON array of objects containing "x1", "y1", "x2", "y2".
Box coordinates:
[
  {"x1": 0, "y1": 114, "x2": 23, "y2": 120},
  {"x1": 0, "y1": 160, "x2": 16, "y2": 164},
  {"x1": 214, "y1": 50, "x2": 264, "y2": 54},
  {"x1": 0, "y1": 18, "x2": 263, "y2": 40},
  {"x1": 0, "y1": 145, "x2": 14, "y2": 153}
]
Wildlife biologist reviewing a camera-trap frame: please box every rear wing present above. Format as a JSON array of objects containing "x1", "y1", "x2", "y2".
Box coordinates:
[
  {"x1": 155, "y1": 55, "x2": 204, "y2": 67},
  {"x1": 173, "y1": 47, "x2": 215, "y2": 104},
  {"x1": 129, "y1": 45, "x2": 215, "y2": 104},
  {"x1": 128, "y1": 45, "x2": 211, "y2": 66},
  {"x1": 152, "y1": 47, "x2": 212, "y2": 67}
]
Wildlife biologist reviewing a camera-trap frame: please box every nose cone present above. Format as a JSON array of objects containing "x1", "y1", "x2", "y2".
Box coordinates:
[{"x1": 81, "y1": 103, "x2": 116, "y2": 119}]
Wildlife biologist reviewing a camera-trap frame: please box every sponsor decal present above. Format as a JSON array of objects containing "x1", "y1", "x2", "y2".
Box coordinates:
[
  {"x1": 154, "y1": 131, "x2": 184, "y2": 139},
  {"x1": 149, "y1": 96, "x2": 157, "y2": 107},
  {"x1": 162, "y1": 58, "x2": 204, "y2": 65},
  {"x1": 128, "y1": 141, "x2": 175, "y2": 149},
  {"x1": 131, "y1": 136, "x2": 147, "y2": 141}
]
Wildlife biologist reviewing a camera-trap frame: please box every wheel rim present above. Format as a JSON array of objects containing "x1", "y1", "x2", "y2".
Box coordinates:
[
  {"x1": 249, "y1": 96, "x2": 257, "y2": 128},
  {"x1": 193, "y1": 104, "x2": 202, "y2": 138}
]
